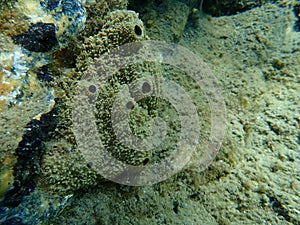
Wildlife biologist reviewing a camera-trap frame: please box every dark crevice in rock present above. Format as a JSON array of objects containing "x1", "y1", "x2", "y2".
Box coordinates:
[
  {"x1": 0, "y1": 108, "x2": 58, "y2": 208},
  {"x1": 293, "y1": 3, "x2": 300, "y2": 32}
]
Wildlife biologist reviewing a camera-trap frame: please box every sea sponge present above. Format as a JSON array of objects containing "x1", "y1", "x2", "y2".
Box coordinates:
[
  {"x1": 83, "y1": 0, "x2": 129, "y2": 36},
  {"x1": 39, "y1": 9, "x2": 147, "y2": 194},
  {"x1": 78, "y1": 10, "x2": 145, "y2": 71},
  {"x1": 39, "y1": 139, "x2": 100, "y2": 194}
]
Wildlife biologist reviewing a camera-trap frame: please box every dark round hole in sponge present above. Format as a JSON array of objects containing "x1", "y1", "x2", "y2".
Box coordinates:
[
  {"x1": 143, "y1": 158, "x2": 150, "y2": 165},
  {"x1": 142, "y1": 82, "x2": 151, "y2": 94},
  {"x1": 134, "y1": 25, "x2": 143, "y2": 36}
]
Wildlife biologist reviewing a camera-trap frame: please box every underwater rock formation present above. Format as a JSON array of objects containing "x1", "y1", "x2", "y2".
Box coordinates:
[
  {"x1": 1, "y1": 0, "x2": 134, "y2": 223},
  {"x1": 202, "y1": 0, "x2": 287, "y2": 16},
  {"x1": 0, "y1": 0, "x2": 86, "y2": 48},
  {"x1": 14, "y1": 22, "x2": 58, "y2": 52},
  {"x1": 0, "y1": 34, "x2": 55, "y2": 200},
  {"x1": 129, "y1": 0, "x2": 190, "y2": 42},
  {"x1": 0, "y1": 0, "x2": 85, "y2": 207},
  {"x1": 1, "y1": 0, "x2": 298, "y2": 224}
]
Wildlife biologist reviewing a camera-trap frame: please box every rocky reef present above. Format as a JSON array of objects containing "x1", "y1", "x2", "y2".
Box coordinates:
[
  {"x1": 0, "y1": 0, "x2": 152, "y2": 222},
  {"x1": 0, "y1": 0, "x2": 299, "y2": 224}
]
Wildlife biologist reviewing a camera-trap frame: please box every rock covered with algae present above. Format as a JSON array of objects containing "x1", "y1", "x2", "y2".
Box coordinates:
[
  {"x1": 2, "y1": 0, "x2": 217, "y2": 223},
  {"x1": 0, "y1": 32, "x2": 56, "y2": 200},
  {"x1": 0, "y1": 0, "x2": 213, "y2": 202},
  {"x1": 0, "y1": 0, "x2": 87, "y2": 222},
  {"x1": 0, "y1": 0, "x2": 86, "y2": 49},
  {"x1": 0, "y1": 5, "x2": 154, "y2": 223}
]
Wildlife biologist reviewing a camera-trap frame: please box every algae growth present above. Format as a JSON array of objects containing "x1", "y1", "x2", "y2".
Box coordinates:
[{"x1": 0, "y1": 0, "x2": 299, "y2": 224}]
